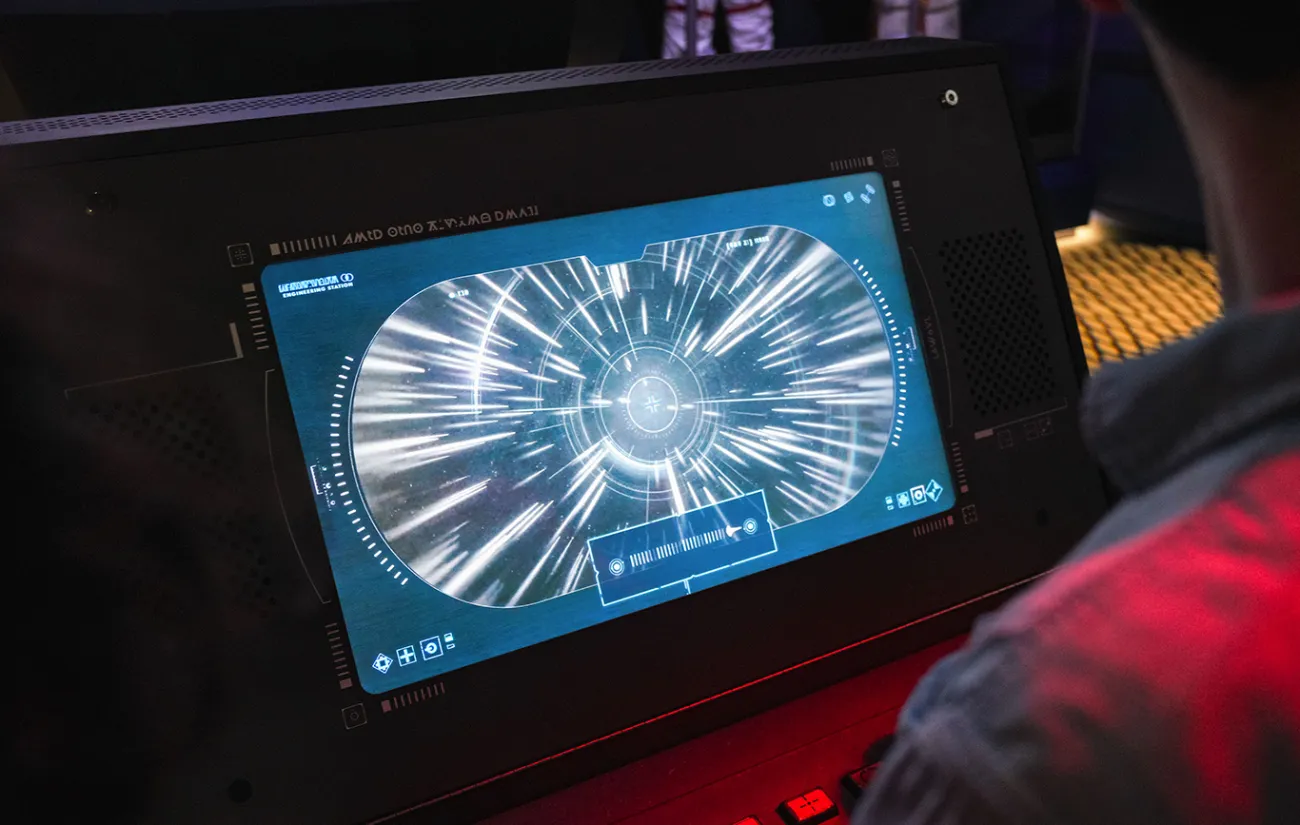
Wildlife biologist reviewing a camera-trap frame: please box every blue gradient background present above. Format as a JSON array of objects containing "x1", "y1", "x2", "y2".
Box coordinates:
[{"x1": 263, "y1": 172, "x2": 953, "y2": 694}]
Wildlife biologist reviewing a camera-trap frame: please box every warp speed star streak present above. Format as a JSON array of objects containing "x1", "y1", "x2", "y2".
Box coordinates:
[{"x1": 351, "y1": 226, "x2": 894, "y2": 607}]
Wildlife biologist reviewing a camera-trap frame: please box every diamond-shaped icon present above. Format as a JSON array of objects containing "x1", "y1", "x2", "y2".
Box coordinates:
[
  {"x1": 910, "y1": 486, "x2": 927, "y2": 505},
  {"x1": 925, "y1": 479, "x2": 944, "y2": 502},
  {"x1": 372, "y1": 653, "x2": 394, "y2": 674},
  {"x1": 396, "y1": 645, "x2": 417, "y2": 667}
]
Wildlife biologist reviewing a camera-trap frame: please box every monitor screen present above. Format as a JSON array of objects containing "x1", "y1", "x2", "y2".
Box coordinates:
[{"x1": 263, "y1": 170, "x2": 953, "y2": 694}]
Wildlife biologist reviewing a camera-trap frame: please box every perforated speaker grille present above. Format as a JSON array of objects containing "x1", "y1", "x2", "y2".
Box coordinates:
[
  {"x1": 939, "y1": 230, "x2": 1058, "y2": 418},
  {"x1": 72, "y1": 384, "x2": 280, "y2": 617},
  {"x1": 82, "y1": 387, "x2": 236, "y2": 481}
]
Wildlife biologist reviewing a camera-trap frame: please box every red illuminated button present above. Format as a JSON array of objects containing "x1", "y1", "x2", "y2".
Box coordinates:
[
  {"x1": 777, "y1": 788, "x2": 838, "y2": 825},
  {"x1": 731, "y1": 818, "x2": 762, "y2": 825}
]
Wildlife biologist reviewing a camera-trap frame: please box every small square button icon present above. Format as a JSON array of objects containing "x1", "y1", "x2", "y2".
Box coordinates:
[
  {"x1": 227, "y1": 242, "x2": 254, "y2": 268},
  {"x1": 341, "y1": 703, "x2": 367, "y2": 729},
  {"x1": 420, "y1": 637, "x2": 444, "y2": 660}
]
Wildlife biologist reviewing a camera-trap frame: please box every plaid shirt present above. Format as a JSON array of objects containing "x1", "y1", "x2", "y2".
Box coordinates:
[{"x1": 856, "y1": 301, "x2": 1300, "y2": 825}]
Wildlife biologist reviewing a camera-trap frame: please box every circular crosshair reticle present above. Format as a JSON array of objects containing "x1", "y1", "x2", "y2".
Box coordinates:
[{"x1": 351, "y1": 226, "x2": 895, "y2": 607}]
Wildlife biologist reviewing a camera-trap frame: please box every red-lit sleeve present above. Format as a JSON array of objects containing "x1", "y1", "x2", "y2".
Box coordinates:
[
  {"x1": 855, "y1": 451, "x2": 1300, "y2": 825},
  {"x1": 851, "y1": 710, "x2": 1030, "y2": 825},
  {"x1": 1181, "y1": 568, "x2": 1300, "y2": 825}
]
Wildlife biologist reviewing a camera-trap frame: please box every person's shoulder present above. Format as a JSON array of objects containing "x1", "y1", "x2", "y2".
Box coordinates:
[
  {"x1": 996, "y1": 446, "x2": 1300, "y2": 652},
  {"x1": 891, "y1": 447, "x2": 1300, "y2": 822},
  {"x1": 960, "y1": 446, "x2": 1300, "y2": 820},
  {"x1": 1183, "y1": 561, "x2": 1300, "y2": 823}
]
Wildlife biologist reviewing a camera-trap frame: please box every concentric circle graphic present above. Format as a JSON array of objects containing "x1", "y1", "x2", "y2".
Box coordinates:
[
  {"x1": 351, "y1": 226, "x2": 895, "y2": 607},
  {"x1": 624, "y1": 375, "x2": 678, "y2": 434}
]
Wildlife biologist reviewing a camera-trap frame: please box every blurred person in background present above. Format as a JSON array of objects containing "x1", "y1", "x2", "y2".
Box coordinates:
[
  {"x1": 662, "y1": 0, "x2": 774, "y2": 57},
  {"x1": 875, "y1": 0, "x2": 961, "y2": 39}
]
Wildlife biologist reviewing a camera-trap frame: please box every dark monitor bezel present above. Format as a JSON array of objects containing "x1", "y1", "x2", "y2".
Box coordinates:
[{"x1": 1, "y1": 42, "x2": 1109, "y2": 824}]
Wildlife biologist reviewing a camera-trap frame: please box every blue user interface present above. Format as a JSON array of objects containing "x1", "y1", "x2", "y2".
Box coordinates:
[{"x1": 263, "y1": 172, "x2": 953, "y2": 693}]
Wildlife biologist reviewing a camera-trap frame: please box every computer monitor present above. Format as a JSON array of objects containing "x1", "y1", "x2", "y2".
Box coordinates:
[{"x1": 1, "y1": 41, "x2": 1109, "y2": 824}]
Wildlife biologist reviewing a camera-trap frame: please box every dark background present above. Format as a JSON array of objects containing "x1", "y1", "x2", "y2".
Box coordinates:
[
  {"x1": 0, "y1": 0, "x2": 1082, "y2": 124},
  {"x1": 0, "y1": 0, "x2": 1202, "y2": 242}
]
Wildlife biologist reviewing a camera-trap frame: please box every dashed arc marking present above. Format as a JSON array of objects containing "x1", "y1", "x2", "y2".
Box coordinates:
[
  {"x1": 329, "y1": 355, "x2": 408, "y2": 586},
  {"x1": 860, "y1": 265, "x2": 908, "y2": 447}
]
